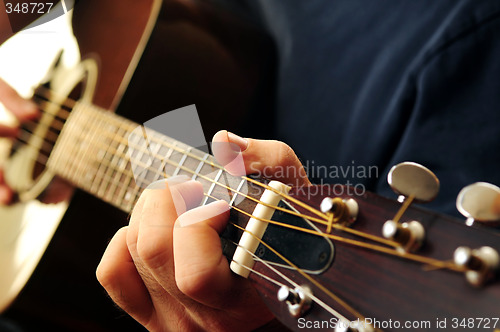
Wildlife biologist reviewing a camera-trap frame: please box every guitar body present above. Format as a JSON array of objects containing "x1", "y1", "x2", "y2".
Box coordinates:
[
  {"x1": 1, "y1": 1, "x2": 160, "y2": 330},
  {"x1": 0, "y1": 57, "x2": 96, "y2": 313},
  {"x1": 7, "y1": 2, "x2": 495, "y2": 332},
  {"x1": 1, "y1": 1, "x2": 273, "y2": 330}
]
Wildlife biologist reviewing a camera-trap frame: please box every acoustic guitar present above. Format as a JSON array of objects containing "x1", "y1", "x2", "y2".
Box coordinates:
[
  {"x1": 1, "y1": 0, "x2": 275, "y2": 330},
  {"x1": 1, "y1": 1, "x2": 499, "y2": 331}
]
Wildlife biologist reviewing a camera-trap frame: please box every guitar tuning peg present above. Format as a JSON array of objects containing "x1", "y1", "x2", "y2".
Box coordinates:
[
  {"x1": 277, "y1": 285, "x2": 312, "y2": 318},
  {"x1": 382, "y1": 162, "x2": 439, "y2": 252},
  {"x1": 456, "y1": 182, "x2": 500, "y2": 226},
  {"x1": 387, "y1": 162, "x2": 440, "y2": 204},
  {"x1": 382, "y1": 219, "x2": 425, "y2": 252},
  {"x1": 453, "y1": 246, "x2": 499, "y2": 286}
]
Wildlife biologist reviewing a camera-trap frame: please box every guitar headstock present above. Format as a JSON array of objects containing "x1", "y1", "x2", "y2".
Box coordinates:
[{"x1": 243, "y1": 163, "x2": 500, "y2": 331}]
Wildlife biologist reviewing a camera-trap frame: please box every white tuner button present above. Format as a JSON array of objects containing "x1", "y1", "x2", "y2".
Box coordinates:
[
  {"x1": 388, "y1": 162, "x2": 440, "y2": 203},
  {"x1": 383, "y1": 162, "x2": 435, "y2": 248},
  {"x1": 456, "y1": 182, "x2": 500, "y2": 226}
]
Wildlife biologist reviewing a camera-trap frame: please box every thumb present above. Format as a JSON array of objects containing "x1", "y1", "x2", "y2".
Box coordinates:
[{"x1": 212, "y1": 130, "x2": 310, "y2": 187}]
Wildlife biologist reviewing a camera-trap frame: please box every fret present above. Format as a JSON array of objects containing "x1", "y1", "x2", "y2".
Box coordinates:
[
  {"x1": 229, "y1": 178, "x2": 247, "y2": 207},
  {"x1": 121, "y1": 167, "x2": 137, "y2": 212},
  {"x1": 203, "y1": 168, "x2": 223, "y2": 206},
  {"x1": 90, "y1": 114, "x2": 112, "y2": 196},
  {"x1": 104, "y1": 147, "x2": 128, "y2": 202},
  {"x1": 173, "y1": 147, "x2": 191, "y2": 177},
  {"x1": 218, "y1": 171, "x2": 238, "y2": 204},
  {"x1": 48, "y1": 101, "x2": 260, "y2": 215},
  {"x1": 127, "y1": 127, "x2": 150, "y2": 189},
  {"x1": 130, "y1": 176, "x2": 143, "y2": 207},
  {"x1": 107, "y1": 135, "x2": 129, "y2": 204},
  {"x1": 74, "y1": 106, "x2": 93, "y2": 189},
  {"x1": 179, "y1": 148, "x2": 205, "y2": 178},
  {"x1": 160, "y1": 140, "x2": 177, "y2": 178},
  {"x1": 192, "y1": 153, "x2": 210, "y2": 181},
  {"x1": 47, "y1": 104, "x2": 77, "y2": 178},
  {"x1": 107, "y1": 130, "x2": 138, "y2": 210},
  {"x1": 192, "y1": 155, "x2": 218, "y2": 192},
  {"x1": 88, "y1": 133, "x2": 136, "y2": 209},
  {"x1": 96, "y1": 153, "x2": 121, "y2": 202},
  {"x1": 101, "y1": 119, "x2": 121, "y2": 201},
  {"x1": 102, "y1": 146, "x2": 136, "y2": 207},
  {"x1": 71, "y1": 104, "x2": 89, "y2": 183},
  {"x1": 112, "y1": 123, "x2": 133, "y2": 208},
  {"x1": 119, "y1": 169, "x2": 139, "y2": 210},
  {"x1": 114, "y1": 167, "x2": 134, "y2": 210},
  {"x1": 78, "y1": 112, "x2": 130, "y2": 200},
  {"x1": 78, "y1": 106, "x2": 103, "y2": 191},
  {"x1": 143, "y1": 133, "x2": 165, "y2": 186},
  {"x1": 122, "y1": 127, "x2": 147, "y2": 210},
  {"x1": 148, "y1": 136, "x2": 167, "y2": 183},
  {"x1": 96, "y1": 116, "x2": 122, "y2": 199},
  {"x1": 64, "y1": 108, "x2": 89, "y2": 181}
]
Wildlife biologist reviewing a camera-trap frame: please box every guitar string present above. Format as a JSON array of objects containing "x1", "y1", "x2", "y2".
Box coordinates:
[
  {"x1": 119, "y1": 121, "x2": 370, "y2": 319},
  {"x1": 9, "y1": 104, "x2": 66, "y2": 156},
  {"x1": 10, "y1": 135, "x2": 371, "y2": 325},
  {"x1": 228, "y1": 222, "x2": 371, "y2": 327},
  {"x1": 232, "y1": 205, "x2": 463, "y2": 271},
  {"x1": 8, "y1": 87, "x2": 464, "y2": 328},
  {"x1": 11, "y1": 103, "x2": 463, "y2": 272},
  {"x1": 227, "y1": 239, "x2": 354, "y2": 326},
  {"x1": 33, "y1": 89, "x2": 75, "y2": 113},
  {"x1": 32, "y1": 86, "x2": 331, "y2": 220},
  {"x1": 203, "y1": 192, "x2": 463, "y2": 271},
  {"x1": 229, "y1": 257, "x2": 287, "y2": 289},
  {"x1": 98, "y1": 132, "x2": 403, "y2": 249},
  {"x1": 14, "y1": 120, "x2": 337, "y2": 234},
  {"x1": 12, "y1": 104, "x2": 463, "y2": 271},
  {"x1": 15, "y1": 126, "x2": 462, "y2": 272},
  {"x1": 24, "y1": 91, "x2": 354, "y2": 227},
  {"x1": 12, "y1": 123, "x2": 400, "y2": 252},
  {"x1": 17, "y1": 129, "x2": 54, "y2": 155},
  {"x1": 14, "y1": 98, "x2": 400, "y2": 249},
  {"x1": 190, "y1": 189, "x2": 357, "y2": 325},
  {"x1": 14, "y1": 88, "x2": 463, "y2": 271},
  {"x1": 12, "y1": 93, "x2": 363, "y2": 326}
]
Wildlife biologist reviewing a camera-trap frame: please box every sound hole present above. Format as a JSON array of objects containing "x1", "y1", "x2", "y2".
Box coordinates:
[
  {"x1": 7, "y1": 80, "x2": 82, "y2": 199},
  {"x1": 33, "y1": 82, "x2": 82, "y2": 180}
]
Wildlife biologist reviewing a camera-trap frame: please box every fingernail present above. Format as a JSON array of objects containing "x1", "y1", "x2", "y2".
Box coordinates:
[
  {"x1": 178, "y1": 200, "x2": 229, "y2": 227},
  {"x1": 146, "y1": 175, "x2": 190, "y2": 190},
  {"x1": 227, "y1": 131, "x2": 248, "y2": 152},
  {"x1": 167, "y1": 175, "x2": 191, "y2": 186}
]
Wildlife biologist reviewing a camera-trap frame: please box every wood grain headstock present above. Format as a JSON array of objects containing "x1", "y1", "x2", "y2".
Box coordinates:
[{"x1": 246, "y1": 182, "x2": 500, "y2": 331}]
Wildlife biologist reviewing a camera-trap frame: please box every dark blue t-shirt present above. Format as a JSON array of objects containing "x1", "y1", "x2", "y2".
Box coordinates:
[
  {"x1": 216, "y1": 0, "x2": 500, "y2": 217},
  {"x1": 1, "y1": 3, "x2": 497, "y2": 330}
]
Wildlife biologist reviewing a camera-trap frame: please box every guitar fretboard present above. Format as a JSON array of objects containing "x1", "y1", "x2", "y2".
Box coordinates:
[{"x1": 47, "y1": 103, "x2": 251, "y2": 213}]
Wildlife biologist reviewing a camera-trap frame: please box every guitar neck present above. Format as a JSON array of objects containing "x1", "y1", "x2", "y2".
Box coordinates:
[{"x1": 47, "y1": 103, "x2": 257, "y2": 213}]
